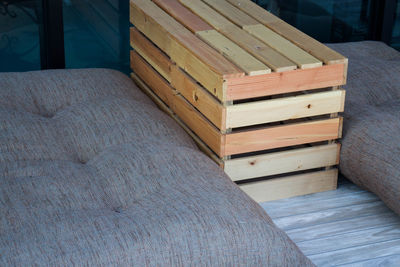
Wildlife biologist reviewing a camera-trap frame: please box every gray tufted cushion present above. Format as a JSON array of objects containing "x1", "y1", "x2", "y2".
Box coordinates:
[
  {"x1": 327, "y1": 42, "x2": 400, "y2": 215},
  {"x1": 0, "y1": 69, "x2": 313, "y2": 266}
]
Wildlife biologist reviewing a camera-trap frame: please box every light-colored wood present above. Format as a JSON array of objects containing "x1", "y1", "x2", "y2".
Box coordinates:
[
  {"x1": 309, "y1": 239, "x2": 400, "y2": 267},
  {"x1": 224, "y1": 117, "x2": 342, "y2": 156},
  {"x1": 130, "y1": 72, "x2": 223, "y2": 166},
  {"x1": 226, "y1": 0, "x2": 347, "y2": 65},
  {"x1": 130, "y1": 27, "x2": 226, "y2": 130},
  {"x1": 225, "y1": 144, "x2": 340, "y2": 181},
  {"x1": 274, "y1": 201, "x2": 391, "y2": 231},
  {"x1": 152, "y1": 0, "x2": 213, "y2": 33},
  {"x1": 239, "y1": 169, "x2": 338, "y2": 202},
  {"x1": 179, "y1": 0, "x2": 297, "y2": 72},
  {"x1": 226, "y1": 90, "x2": 345, "y2": 128},
  {"x1": 130, "y1": 27, "x2": 172, "y2": 82},
  {"x1": 196, "y1": 30, "x2": 270, "y2": 76},
  {"x1": 299, "y1": 224, "x2": 400, "y2": 256},
  {"x1": 339, "y1": 255, "x2": 400, "y2": 267},
  {"x1": 130, "y1": 0, "x2": 243, "y2": 101},
  {"x1": 130, "y1": 50, "x2": 224, "y2": 156},
  {"x1": 243, "y1": 24, "x2": 322, "y2": 69},
  {"x1": 225, "y1": 63, "x2": 346, "y2": 100},
  {"x1": 201, "y1": 0, "x2": 258, "y2": 27}
]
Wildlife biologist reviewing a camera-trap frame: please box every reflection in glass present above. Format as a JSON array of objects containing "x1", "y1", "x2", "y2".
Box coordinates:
[{"x1": 0, "y1": 0, "x2": 41, "y2": 72}]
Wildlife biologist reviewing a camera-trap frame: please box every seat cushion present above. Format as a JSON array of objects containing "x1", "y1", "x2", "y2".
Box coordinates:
[
  {"x1": 0, "y1": 69, "x2": 313, "y2": 266},
  {"x1": 327, "y1": 42, "x2": 400, "y2": 215}
]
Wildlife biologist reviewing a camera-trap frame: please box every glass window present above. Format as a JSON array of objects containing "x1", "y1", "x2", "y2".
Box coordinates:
[
  {"x1": 0, "y1": 0, "x2": 41, "y2": 72},
  {"x1": 63, "y1": 0, "x2": 130, "y2": 74}
]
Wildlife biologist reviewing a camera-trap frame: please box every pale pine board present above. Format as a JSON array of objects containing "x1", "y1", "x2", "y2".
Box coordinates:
[
  {"x1": 226, "y1": 0, "x2": 347, "y2": 65},
  {"x1": 243, "y1": 24, "x2": 322, "y2": 69},
  {"x1": 225, "y1": 89, "x2": 345, "y2": 128},
  {"x1": 338, "y1": 255, "x2": 400, "y2": 267},
  {"x1": 239, "y1": 169, "x2": 338, "y2": 202},
  {"x1": 130, "y1": 27, "x2": 226, "y2": 130},
  {"x1": 224, "y1": 144, "x2": 340, "y2": 181},
  {"x1": 196, "y1": 30, "x2": 270, "y2": 75},
  {"x1": 179, "y1": 0, "x2": 297, "y2": 72},
  {"x1": 130, "y1": 0, "x2": 243, "y2": 101},
  {"x1": 224, "y1": 117, "x2": 342, "y2": 156}
]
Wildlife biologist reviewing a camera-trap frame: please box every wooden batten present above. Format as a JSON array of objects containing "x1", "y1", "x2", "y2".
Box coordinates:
[
  {"x1": 239, "y1": 169, "x2": 338, "y2": 202},
  {"x1": 224, "y1": 144, "x2": 340, "y2": 181},
  {"x1": 130, "y1": 0, "x2": 243, "y2": 101},
  {"x1": 225, "y1": 63, "x2": 346, "y2": 100},
  {"x1": 224, "y1": 117, "x2": 342, "y2": 156}
]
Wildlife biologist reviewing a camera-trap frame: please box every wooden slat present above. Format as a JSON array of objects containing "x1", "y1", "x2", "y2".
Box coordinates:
[
  {"x1": 225, "y1": 63, "x2": 346, "y2": 100},
  {"x1": 152, "y1": 0, "x2": 213, "y2": 33},
  {"x1": 201, "y1": 0, "x2": 258, "y2": 27},
  {"x1": 243, "y1": 24, "x2": 322, "y2": 69},
  {"x1": 224, "y1": 117, "x2": 342, "y2": 156},
  {"x1": 202, "y1": 0, "x2": 322, "y2": 69},
  {"x1": 239, "y1": 169, "x2": 338, "y2": 202},
  {"x1": 130, "y1": 72, "x2": 223, "y2": 166},
  {"x1": 226, "y1": 90, "x2": 345, "y2": 128},
  {"x1": 130, "y1": 27, "x2": 172, "y2": 82},
  {"x1": 225, "y1": 144, "x2": 340, "y2": 181},
  {"x1": 196, "y1": 30, "x2": 270, "y2": 76},
  {"x1": 339, "y1": 255, "x2": 400, "y2": 267},
  {"x1": 130, "y1": 50, "x2": 224, "y2": 156},
  {"x1": 309, "y1": 239, "x2": 400, "y2": 266},
  {"x1": 130, "y1": 0, "x2": 244, "y2": 101},
  {"x1": 298, "y1": 224, "x2": 400, "y2": 256},
  {"x1": 226, "y1": 0, "x2": 347, "y2": 65},
  {"x1": 130, "y1": 27, "x2": 226, "y2": 130},
  {"x1": 179, "y1": 0, "x2": 297, "y2": 72}
]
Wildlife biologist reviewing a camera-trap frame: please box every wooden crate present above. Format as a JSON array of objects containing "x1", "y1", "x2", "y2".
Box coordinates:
[{"x1": 129, "y1": 0, "x2": 348, "y2": 202}]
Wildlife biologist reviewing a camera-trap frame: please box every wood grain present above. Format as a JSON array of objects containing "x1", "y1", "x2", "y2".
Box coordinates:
[
  {"x1": 225, "y1": 63, "x2": 346, "y2": 100},
  {"x1": 226, "y1": 90, "x2": 345, "y2": 128},
  {"x1": 130, "y1": 50, "x2": 224, "y2": 156},
  {"x1": 224, "y1": 117, "x2": 342, "y2": 156},
  {"x1": 196, "y1": 30, "x2": 270, "y2": 75},
  {"x1": 226, "y1": 0, "x2": 347, "y2": 65},
  {"x1": 239, "y1": 169, "x2": 338, "y2": 202},
  {"x1": 131, "y1": 27, "x2": 226, "y2": 130},
  {"x1": 179, "y1": 0, "x2": 297, "y2": 72},
  {"x1": 224, "y1": 144, "x2": 340, "y2": 181},
  {"x1": 130, "y1": 0, "x2": 243, "y2": 101}
]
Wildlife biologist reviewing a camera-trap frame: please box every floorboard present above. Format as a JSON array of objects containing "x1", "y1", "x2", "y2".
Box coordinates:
[{"x1": 261, "y1": 177, "x2": 400, "y2": 267}]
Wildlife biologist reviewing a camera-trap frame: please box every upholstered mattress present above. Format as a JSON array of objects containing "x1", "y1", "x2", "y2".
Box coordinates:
[
  {"x1": 328, "y1": 41, "x2": 400, "y2": 215},
  {"x1": 0, "y1": 69, "x2": 313, "y2": 266}
]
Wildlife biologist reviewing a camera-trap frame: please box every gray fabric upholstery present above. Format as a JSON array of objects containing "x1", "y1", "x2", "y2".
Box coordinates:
[
  {"x1": 327, "y1": 41, "x2": 400, "y2": 215},
  {"x1": 0, "y1": 69, "x2": 313, "y2": 266}
]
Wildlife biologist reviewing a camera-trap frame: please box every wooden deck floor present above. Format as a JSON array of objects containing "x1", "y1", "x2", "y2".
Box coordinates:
[{"x1": 261, "y1": 177, "x2": 400, "y2": 267}]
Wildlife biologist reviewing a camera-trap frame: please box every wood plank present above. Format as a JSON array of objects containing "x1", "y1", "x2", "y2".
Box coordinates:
[
  {"x1": 130, "y1": 72, "x2": 223, "y2": 166},
  {"x1": 286, "y1": 212, "x2": 400, "y2": 243},
  {"x1": 152, "y1": 0, "x2": 213, "y2": 33},
  {"x1": 130, "y1": 0, "x2": 244, "y2": 101},
  {"x1": 226, "y1": 0, "x2": 347, "y2": 65},
  {"x1": 225, "y1": 63, "x2": 346, "y2": 100},
  {"x1": 201, "y1": 0, "x2": 258, "y2": 27},
  {"x1": 196, "y1": 30, "x2": 270, "y2": 76},
  {"x1": 243, "y1": 24, "x2": 322, "y2": 69},
  {"x1": 339, "y1": 255, "x2": 400, "y2": 267},
  {"x1": 130, "y1": 27, "x2": 172, "y2": 82},
  {"x1": 239, "y1": 169, "x2": 338, "y2": 202},
  {"x1": 179, "y1": 0, "x2": 297, "y2": 72},
  {"x1": 226, "y1": 90, "x2": 345, "y2": 128},
  {"x1": 224, "y1": 117, "x2": 342, "y2": 156},
  {"x1": 274, "y1": 201, "x2": 391, "y2": 231},
  {"x1": 309, "y1": 239, "x2": 400, "y2": 266},
  {"x1": 130, "y1": 50, "x2": 224, "y2": 156},
  {"x1": 298, "y1": 224, "x2": 400, "y2": 256},
  {"x1": 131, "y1": 27, "x2": 225, "y2": 130},
  {"x1": 225, "y1": 144, "x2": 340, "y2": 181},
  {"x1": 263, "y1": 190, "x2": 378, "y2": 219}
]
